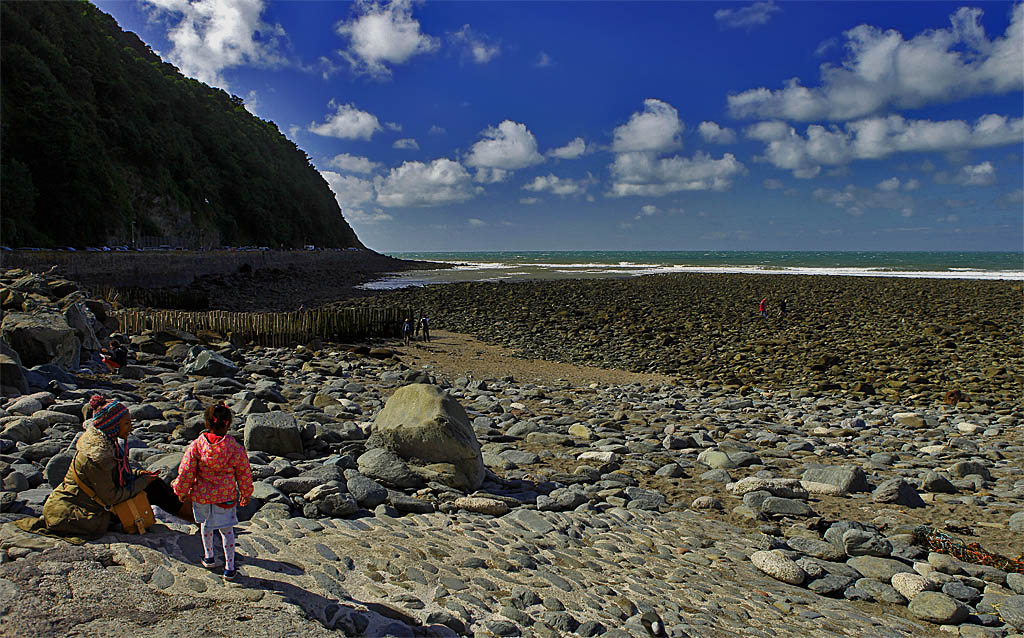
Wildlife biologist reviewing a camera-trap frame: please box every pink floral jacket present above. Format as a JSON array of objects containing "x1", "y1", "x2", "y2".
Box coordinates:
[{"x1": 172, "y1": 433, "x2": 254, "y2": 505}]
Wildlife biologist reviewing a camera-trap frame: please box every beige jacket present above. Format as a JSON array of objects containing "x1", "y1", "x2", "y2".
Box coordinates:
[{"x1": 41, "y1": 426, "x2": 146, "y2": 538}]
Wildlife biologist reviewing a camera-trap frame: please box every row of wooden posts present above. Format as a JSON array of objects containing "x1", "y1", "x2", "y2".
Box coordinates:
[{"x1": 116, "y1": 307, "x2": 414, "y2": 347}]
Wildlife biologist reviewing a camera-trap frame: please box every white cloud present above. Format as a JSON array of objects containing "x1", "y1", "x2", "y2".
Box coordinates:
[
  {"x1": 762, "y1": 178, "x2": 784, "y2": 190},
  {"x1": 635, "y1": 204, "x2": 666, "y2": 220},
  {"x1": 465, "y1": 120, "x2": 544, "y2": 182},
  {"x1": 535, "y1": 51, "x2": 553, "y2": 68},
  {"x1": 393, "y1": 138, "x2": 420, "y2": 150},
  {"x1": 751, "y1": 114, "x2": 1024, "y2": 177},
  {"x1": 877, "y1": 177, "x2": 900, "y2": 191},
  {"x1": 449, "y1": 24, "x2": 500, "y2": 64},
  {"x1": 522, "y1": 174, "x2": 595, "y2": 197},
  {"x1": 320, "y1": 170, "x2": 376, "y2": 208},
  {"x1": 143, "y1": 0, "x2": 287, "y2": 90},
  {"x1": 714, "y1": 2, "x2": 781, "y2": 30},
  {"x1": 744, "y1": 120, "x2": 790, "y2": 142},
  {"x1": 335, "y1": 0, "x2": 439, "y2": 78},
  {"x1": 698, "y1": 121, "x2": 737, "y2": 144},
  {"x1": 547, "y1": 137, "x2": 587, "y2": 160},
  {"x1": 375, "y1": 158, "x2": 477, "y2": 207},
  {"x1": 243, "y1": 90, "x2": 261, "y2": 116},
  {"x1": 813, "y1": 183, "x2": 915, "y2": 217},
  {"x1": 519, "y1": 197, "x2": 541, "y2": 205},
  {"x1": 384, "y1": 121, "x2": 402, "y2": 131},
  {"x1": 903, "y1": 178, "x2": 921, "y2": 191},
  {"x1": 608, "y1": 151, "x2": 747, "y2": 197},
  {"x1": 612, "y1": 99, "x2": 683, "y2": 153},
  {"x1": 996, "y1": 188, "x2": 1024, "y2": 206},
  {"x1": 728, "y1": 4, "x2": 1024, "y2": 121},
  {"x1": 952, "y1": 161, "x2": 997, "y2": 186},
  {"x1": 345, "y1": 208, "x2": 393, "y2": 224},
  {"x1": 327, "y1": 153, "x2": 381, "y2": 174},
  {"x1": 467, "y1": 218, "x2": 487, "y2": 227},
  {"x1": 428, "y1": 125, "x2": 446, "y2": 135},
  {"x1": 309, "y1": 102, "x2": 382, "y2": 140}
]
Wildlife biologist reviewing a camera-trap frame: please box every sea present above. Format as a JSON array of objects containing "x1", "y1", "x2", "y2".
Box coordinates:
[{"x1": 361, "y1": 251, "x2": 1024, "y2": 290}]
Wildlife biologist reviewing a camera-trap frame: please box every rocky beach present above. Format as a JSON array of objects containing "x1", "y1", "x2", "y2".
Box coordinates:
[{"x1": 0, "y1": 268, "x2": 1022, "y2": 637}]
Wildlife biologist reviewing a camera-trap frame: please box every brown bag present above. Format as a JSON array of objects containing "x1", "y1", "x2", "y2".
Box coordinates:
[{"x1": 70, "y1": 460, "x2": 156, "y2": 534}]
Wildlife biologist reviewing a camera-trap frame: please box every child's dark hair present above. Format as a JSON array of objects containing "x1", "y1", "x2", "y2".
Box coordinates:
[{"x1": 204, "y1": 404, "x2": 233, "y2": 435}]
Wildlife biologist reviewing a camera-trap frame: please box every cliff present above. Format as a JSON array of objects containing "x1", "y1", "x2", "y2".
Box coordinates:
[{"x1": 0, "y1": 1, "x2": 363, "y2": 250}]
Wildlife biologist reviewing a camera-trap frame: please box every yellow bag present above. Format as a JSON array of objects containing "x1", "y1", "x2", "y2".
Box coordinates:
[{"x1": 71, "y1": 461, "x2": 156, "y2": 534}]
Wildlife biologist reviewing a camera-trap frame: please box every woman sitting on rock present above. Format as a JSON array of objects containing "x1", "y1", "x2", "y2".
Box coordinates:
[{"x1": 18, "y1": 397, "x2": 191, "y2": 540}]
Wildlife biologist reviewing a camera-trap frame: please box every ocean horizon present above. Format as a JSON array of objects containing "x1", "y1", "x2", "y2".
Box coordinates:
[{"x1": 364, "y1": 250, "x2": 1024, "y2": 290}]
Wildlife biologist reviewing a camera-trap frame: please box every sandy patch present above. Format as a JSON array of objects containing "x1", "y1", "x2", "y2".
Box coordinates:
[{"x1": 394, "y1": 330, "x2": 674, "y2": 388}]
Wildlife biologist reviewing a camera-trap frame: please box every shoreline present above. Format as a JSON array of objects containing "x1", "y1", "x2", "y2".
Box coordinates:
[
  {"x1": 1, "y1": 268, "x2": 1021, "y2": 637},
  {"x1": 340, "y1": 272, "x2": 1024, "y2": 407}
]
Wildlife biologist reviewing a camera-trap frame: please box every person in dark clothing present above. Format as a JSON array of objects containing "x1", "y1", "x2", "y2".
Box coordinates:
[
  {"x1": 402, "y1": 318, "x2": 412, "y2": 346},
  {"x1": 778, "y1": 298, "x2": 787, "y2": 318},
  {"x1": 419, "y1": 315, "x2": 430, "y2": 342},
  {"x1": 100, "y1": 340, "x2": 128, "y2": 374}
]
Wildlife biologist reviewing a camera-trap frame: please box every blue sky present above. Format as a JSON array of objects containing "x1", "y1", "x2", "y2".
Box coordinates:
[{"x1": 92, "y1": 0, "x2": 1023, "y2": 253}]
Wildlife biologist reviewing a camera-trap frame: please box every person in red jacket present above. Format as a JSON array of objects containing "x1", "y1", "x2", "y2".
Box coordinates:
[
  {"x1": 759, "y1": 297, "x2": 768, "y2": 320},
  {"x1": 173, "y1": 404, "x2": 253, "y2": 581}
]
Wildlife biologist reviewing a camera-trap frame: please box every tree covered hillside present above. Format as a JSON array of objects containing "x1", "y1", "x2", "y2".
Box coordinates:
[{"x1": 1, "y1": 1, "x2": 363, "y2": 249}]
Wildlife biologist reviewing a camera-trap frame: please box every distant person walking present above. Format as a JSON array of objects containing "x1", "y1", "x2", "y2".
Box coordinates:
[
  {"x1": 402, "y1": 317, "x2": 412, "y2": 346},
  {"x1": 419, "y1": 315, "x2": 430, "y2": 342},
  {"x1": 759, "y1": 297, "x2": 768, "y2": 321},
  {"x1": 778, "y1": 298, "x2": 787, "y2": 319}
]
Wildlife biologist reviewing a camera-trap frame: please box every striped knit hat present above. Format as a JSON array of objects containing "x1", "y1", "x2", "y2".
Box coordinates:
[{"x1": 92, "y1": 399, "x2": 128, "y2": 436}]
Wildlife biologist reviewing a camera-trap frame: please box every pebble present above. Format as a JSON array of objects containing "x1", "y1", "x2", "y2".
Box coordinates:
[
  {"x1": 2, "y1": 268, "x2": 1022, "y2": 638},
  {"x1": 750, "y1": 550, "x2": 806, "y2": 585}
]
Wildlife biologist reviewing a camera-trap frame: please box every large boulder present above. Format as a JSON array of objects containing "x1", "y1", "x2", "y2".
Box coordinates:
[
  {"x1": 0, "y1": 311, "x2": 80, "y2": 370},
  {"x1": 63, "y1": 302, "x2": 104, "y2": 353},
  {"x1": 183, "y1": 349, "x2": 239, "y2": 377},
  {"x1": 802, "y1": 465, "x2": 869, "y2": 493},
  {"x1": 370, "y1": 384, "x2": 484, "y2": 491},
  {"x1": 0, "y1": 339, "x2": 28, "y2": 395},
  {"x1": 244, "y1": 412, "x2": 303, "y2": 457}
]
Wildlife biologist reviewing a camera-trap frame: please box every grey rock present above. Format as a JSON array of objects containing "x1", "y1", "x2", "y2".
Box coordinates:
[
  {"x1": 842, "y1": 529, "x2": 893, "y2": 557},
  {"x1": 697, "y1": 448, "x2": 759, "y2": 469},
  {"x1": 370, "y1": 384, "x2": 484, "y2": 491},
  {"x1": 317, "y1": 493, "x2": 358, "y2": 518},
  {"x1": 244, "y1": 412, "x2": 303, "y2": 457},
  {"x1": 1009, "y1": 511, "x2": 1024, "y2": 532},
  {"x1": 949, "y1": 460, "x2": 992, "y2": 481},
  {"x1": 625, "y1": 487, "x2": 666, "y2": 510},
  {"x1": 942, "y1": 581, "x2": 981, "y2": 604},
  {"x1": 907, "y1": 591, "x2": 969, "y2": 625},
  {"x1": 387, "y1": 492, "x2": 434, "y2": 514},
  {"x1": 920, "y1": 471, "x2": 958, "y2": 494},
  {"x1": 2, "y1": 418, "x2": 42, "y2": 445},
  {"x1": 44, "y1": 452, "x2": 74, "y2": 488},
  {"x1": 345, "y1": 472, "x2": 388, "y2": 508},
  {"x1": 807, "y1": 573, "x2": 856, "y2": 596},
  {"x1": 853, "y1": 578, "x2": 906, "y2": 604},
  {"x1": 872, "y1": 478, "x2": 925, "y2": 507},
  {"x1": 506, "y1": 509, "x2": 555, "y2": 535},
  {"x1": 786, "y1": 536, "x2": 846, "y2": 562},
  {"x1": 846, "y1": 556, "x2": 913, "y2": 581},
  {"x1": 801, "y1": 465, "x2": 869, "y2": 493},
  {"x1": 1, "y1": 311, "x2": 80, "y2": 369},
  {"x1": 183, "y1": 349, "x2": 239, "y2": 377},
  {"x1": 999, "y1": 595, "x2": 1024, "y2": 631},
  {"x1": 1007, "y1": 573, "x2": 1024, "y2": 595},
  {"x1": 760, "y1": 497, "x2": 814, "y2": 517},
  {"x1": 357, "y1": 448, "x2": 423, "y2": 489}
]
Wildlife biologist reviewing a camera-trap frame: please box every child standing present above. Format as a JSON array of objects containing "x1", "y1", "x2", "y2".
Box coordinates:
[{"x1": 172, "y1": 404, "x2": 253, "y2": 580}]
